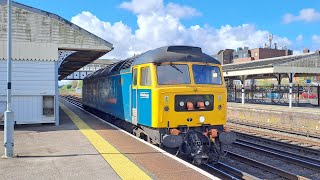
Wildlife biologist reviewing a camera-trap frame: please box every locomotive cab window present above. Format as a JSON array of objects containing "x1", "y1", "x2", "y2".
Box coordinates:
[
  {"x1": 132, "y1": 68, "x2": 138, "y2": 86},
  {"x1": 157, "y1": 64, "x2": 190, "y2": 85},
  {"x1": 192, "y1": 65, "x2": 222, "y2": 85},
  {"x1": 140, "y1": 67, "x2": 151, "y2": 86}
]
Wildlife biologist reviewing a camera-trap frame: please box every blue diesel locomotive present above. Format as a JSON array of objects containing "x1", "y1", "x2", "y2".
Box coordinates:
[{"x1": 82, "y1": 46, "x2": 236, "y2": 164}]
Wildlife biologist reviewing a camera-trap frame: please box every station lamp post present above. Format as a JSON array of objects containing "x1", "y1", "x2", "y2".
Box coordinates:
[{"x1": 3, "y1": 0, "x2": 14, "y2": 158}]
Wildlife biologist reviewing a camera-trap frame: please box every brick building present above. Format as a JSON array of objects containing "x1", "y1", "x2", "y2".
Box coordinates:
[
  {"x1": 249, "y1": 48, "x2": 293, "y2": 60},
  {"x1": 214, "y1": 49, "x2": 234, "y2": 64},
  {"x1": 230, "y1": 47, "x2": 292, "y2": 64}
]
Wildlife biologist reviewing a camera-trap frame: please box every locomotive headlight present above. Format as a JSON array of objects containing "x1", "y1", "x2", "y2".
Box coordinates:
[
  {"x1": 179, "y1": 101, "x2": 185, "y2": 107},
  {"x1": 199, "y1": 116, "x2": 205, "y2": 123},
  {"x1": 204, "y1": 100, "x2": 210, "y2": 106}
]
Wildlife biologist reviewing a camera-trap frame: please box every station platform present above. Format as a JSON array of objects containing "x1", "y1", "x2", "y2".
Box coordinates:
[
  {"x1": 227, "y1": 102, "x2": 320, "y2": 133},
  {"x1": 0, "y1": 100, "x2": 215, "y2": 180}
]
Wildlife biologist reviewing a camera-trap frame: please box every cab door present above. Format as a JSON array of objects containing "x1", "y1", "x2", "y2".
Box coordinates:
[
  {"x1": 131, "y1": 68, "x2": 138, "y2": 125},
  {"x1": 137, "y1": 66, "x2": 152, "y2": 127}
]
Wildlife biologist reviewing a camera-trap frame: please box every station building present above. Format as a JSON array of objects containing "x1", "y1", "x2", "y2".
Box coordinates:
[{"x1": 0, "y1": 0, "x2": 113, "y2": 125}]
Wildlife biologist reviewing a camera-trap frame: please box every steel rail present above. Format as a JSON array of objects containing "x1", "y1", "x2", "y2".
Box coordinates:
[
  {"x1": 226, "y1": 151, "x2": 307, "y2": 180},
  {"x1": 204, "y1": 162, "x2": 259, "y2": 180},
  {"x1": 234, "y1": 141, "x2": 320, "y2": 171},
  {"x1": 235, "y1": 132, "x2": 320, "y2": 155},
  {"x1": 228, "y1": 120, "x2": 320, "y2": 139},
  {"x1": 237, "y1": 139, "x2": 320, "y2": 164},
  {"x1": 203, "y1": 163, "x2": 241, "y2": 180}
]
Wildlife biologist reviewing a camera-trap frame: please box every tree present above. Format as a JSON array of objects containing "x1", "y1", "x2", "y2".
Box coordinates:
[
  {"x1": 78, "y1": 81, "x2": 83, "y2": 89},
  {"x1": 67, "y1": 84, "x2": 72, "y2": 89},
  {"x1": 71, "y1": 81, "x2": 78, "y2": 89}
]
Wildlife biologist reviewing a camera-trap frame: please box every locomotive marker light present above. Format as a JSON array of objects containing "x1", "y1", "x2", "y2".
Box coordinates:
[
  {"x1": 179, "y1": 101, "x2": 184, "y2": 107},
  {"x1": 3, "y1": 0, "x2": 15, "y2": 158},
  {"x1": 199, "y1": 116, "x2": 205, "y2": 123}
]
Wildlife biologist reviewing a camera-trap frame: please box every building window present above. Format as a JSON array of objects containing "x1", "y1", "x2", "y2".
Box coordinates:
[{"x1": 140, "y1": 67, "x2": 151, "y2": 86}]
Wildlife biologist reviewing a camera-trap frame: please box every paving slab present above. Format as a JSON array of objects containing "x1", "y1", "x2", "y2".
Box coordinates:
[
  {"x1": 0, "y1": 108, "x2": 120, "y2": 180},
  {"x1": 0, "y1": 100, "x2": 215, "y2": 180}
]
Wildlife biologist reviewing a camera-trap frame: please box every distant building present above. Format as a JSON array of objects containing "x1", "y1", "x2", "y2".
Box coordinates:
[
  {"x1": 303, "y1": 48, "x2": 310, "y2": 53},
  {"x1": 232, "y1": 47, "x2": 252, "y2": 64},
  {"x1": 214, "y1": 49, "x2": 234, "y2": 64},
  {"x1": 233, "y1": 47, "x2": 293, "y2": 63},
  {"x1": 250, "y1": 48, "x2": 293, "y2": 60}
]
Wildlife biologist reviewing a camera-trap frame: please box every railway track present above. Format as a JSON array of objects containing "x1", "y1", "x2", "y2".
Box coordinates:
[
  {"x1": 228, "y1": 122, "x2": 320, "y2": 150},
  {"x1": 235, "y1": 132, "x2": 320, "y2": 156},
  {"x1": 60, "y1": 94, "x2": 319, "y2": 179}
]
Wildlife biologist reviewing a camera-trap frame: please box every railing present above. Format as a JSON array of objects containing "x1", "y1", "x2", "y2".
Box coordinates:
[{"x1": 227, "y1": 84, "x2": 320, "y2": 107}]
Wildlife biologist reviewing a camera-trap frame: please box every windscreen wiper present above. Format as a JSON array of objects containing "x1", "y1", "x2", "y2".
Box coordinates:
[
  {"x1": 202, "y1": 62, "x2": 208, "y2": 71},
  {"x1": 170, "y1": 63, "x2": 183, "y2": 73}
]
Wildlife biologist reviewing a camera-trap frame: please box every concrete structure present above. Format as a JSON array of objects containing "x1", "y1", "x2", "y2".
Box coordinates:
[
  {"x1": 223, "y1": 52, "x2": 320, "y2": 107},
  {"x1": 227, "y1": 102, "x2": 320, "y2": 132},
  {"x1": 214, "y1": 49, "x2": 234, "y2": 64},
  {"x1": 65, "y1": 59, "x2": 118, "y2": 80},
  {"x1": 0, "y1": 1, "x2": 113, "y2": 124}
]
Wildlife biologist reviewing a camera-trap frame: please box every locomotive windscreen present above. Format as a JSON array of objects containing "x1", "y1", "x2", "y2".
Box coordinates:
[
  {"x1": 192, "y1": 65, "x2": 222, "y2": 85},
  {"x1": 157, "y1": 64, "x2": 190, "y2": 85}
]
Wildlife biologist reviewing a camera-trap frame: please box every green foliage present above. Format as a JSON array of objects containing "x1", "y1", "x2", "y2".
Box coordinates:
[
  {"x1": 67, "y1": 84, "x2": 72, "y2": 89},
  {"x1": 256, "y1": 79, "x2": 274, "y2": 86},
  {"x1": 71, "y1": 81, "x2": 78, "y2": 89},
  {"x1": 59, "y1": 81, "x2": 83, "y2": 94},
  {"x1": 78, "y1": 81, "x2": 83, "y2": 89}
]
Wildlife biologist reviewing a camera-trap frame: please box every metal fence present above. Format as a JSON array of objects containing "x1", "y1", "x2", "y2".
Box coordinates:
[{"x1": 227, "y1": 85, "x2": 320, "y2": 107}]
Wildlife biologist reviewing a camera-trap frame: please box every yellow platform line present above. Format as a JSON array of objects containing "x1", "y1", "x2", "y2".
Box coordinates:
[{"x1": 60, "y1": 103, "x2": 151, "y2": 180}]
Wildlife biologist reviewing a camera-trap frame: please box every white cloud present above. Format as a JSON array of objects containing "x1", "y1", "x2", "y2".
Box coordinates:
[
  {"x1": 296, "y1": 34, "x2": 303, "y2": 41},
  {"x1": 119, "y1": 0, "x2": 200, "y2": 18},
  {"x1": 312, "y1": 35, "x2": 320, "y2": 44},
  {"x1": 71, "y1": 0, "x2": 292, "y2": 59},
  {"x1": 292, "y1": 50, "x2": 303, "y2": 55},
  {"x1": 166, "y1": 2, "x2": 201, "y2": 18},
  {"x1": 283, "y1": 8, "x2": 320, "y2": 24},
  {"x1": 120, "y1": 0, "x2": 163, "y2": 15}
]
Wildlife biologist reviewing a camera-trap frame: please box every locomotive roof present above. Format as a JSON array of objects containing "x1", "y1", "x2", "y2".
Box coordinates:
[
  {"x1": 84, "y1": 46, "x2": 220, "y2": 79},
  {"x1": 132, "y1": 46, "x2": 220, "y2": 66}
]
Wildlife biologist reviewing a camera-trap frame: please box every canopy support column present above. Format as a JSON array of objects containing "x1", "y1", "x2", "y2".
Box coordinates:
[
  {"x1": 240, "y1": 75, "x2": 247, "y2": 105},
  {"x1": 275, "y1": 74, "x2": 282, "y2": 86},
  {"x1": 288, "y1": 73, "x2": 295, "y2": 108}
]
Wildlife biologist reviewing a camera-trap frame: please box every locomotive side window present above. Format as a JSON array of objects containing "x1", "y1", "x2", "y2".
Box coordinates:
[
  {"x1": 140, "y1": 67, "x2": 151, "y2": 86},
  {"x1": 132, "y1": 68, "x2": 138, "y2": 86}
]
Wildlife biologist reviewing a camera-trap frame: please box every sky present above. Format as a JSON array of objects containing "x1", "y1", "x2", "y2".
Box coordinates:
[{"x1": 15, "y1": 0, "x2": 320, "y2": 59}]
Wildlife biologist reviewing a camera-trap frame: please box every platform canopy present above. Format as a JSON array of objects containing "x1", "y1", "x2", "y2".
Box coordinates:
[
  {"x1": 0, "y1": 0, "x2": 113, "y2": 80},
  {"x1": 222, "y1": 51, "x2": 320, "y2": 81}
]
